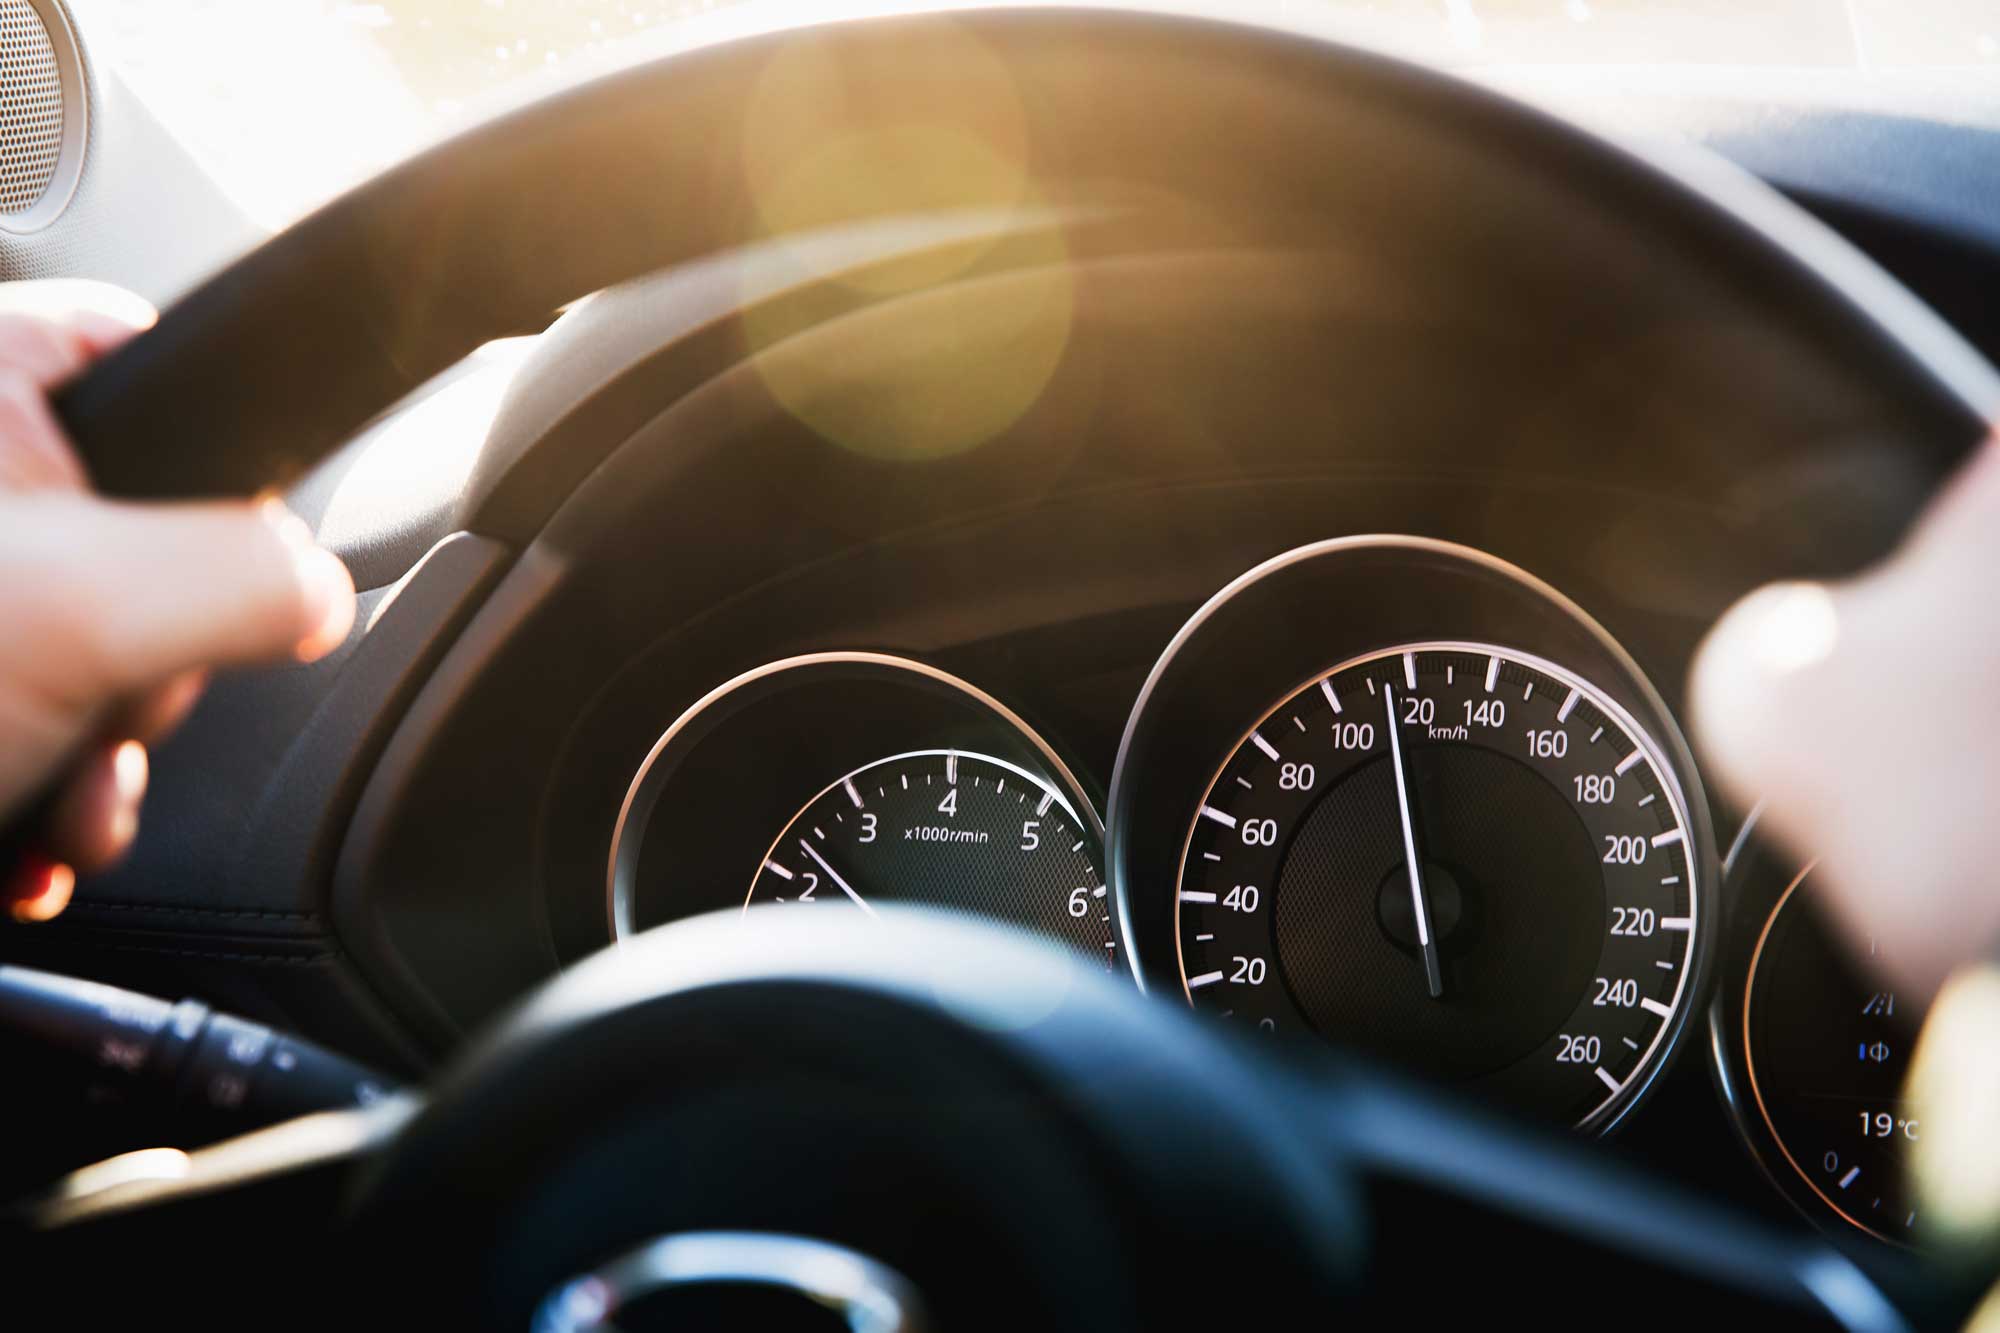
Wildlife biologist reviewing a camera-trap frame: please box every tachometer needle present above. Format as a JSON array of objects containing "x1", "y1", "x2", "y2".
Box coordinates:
[
  {"x1": 799, "y1": 839, "x2": 879, "y2": 917},
  {"x1": 1384, "y1": 682, "x2": 1443, "y2": 999}
]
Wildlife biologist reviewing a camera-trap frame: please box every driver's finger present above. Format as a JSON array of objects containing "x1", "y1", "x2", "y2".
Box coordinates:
[
  {"x1": 0, "y1": 495, "x2": 357, "y2": 708},
  {"x1": 3, "y1": 852, "x2": 73, "y2": 924},
  {"x1": 0, "y1": 305, "x2": 152, "y2": 389},
  {"x1": 107, "y1": 670, "x2": 209, "y2": 746},
  {"x1": 1691, "y1": 438, "x2": 2000, "y2": 994},
  {"x1": 38, "y1": 676, "x2": 209, "y2": 876},
  {"x1": 0, "y1": 367, "x2": 88, "y2": 491},
  {"x1": 0, "y1": 280, "x2": 156, "y2": 369},
  {"x1": 0, "y1": 283, "x2": 156, "y2": 493},
  {"x1": 45, "y1": 740, "x2": 148, "y2": 874}
]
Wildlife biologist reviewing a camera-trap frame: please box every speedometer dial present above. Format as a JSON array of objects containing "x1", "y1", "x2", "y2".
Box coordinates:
[{"x1": 1176, "y1": 641, "x2": 1699, "y2": 1129}]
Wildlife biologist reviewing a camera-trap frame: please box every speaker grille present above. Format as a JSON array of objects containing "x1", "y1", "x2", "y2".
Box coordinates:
[{"x1": 0, "y1": 0, "x2": 64, "y2": 217}]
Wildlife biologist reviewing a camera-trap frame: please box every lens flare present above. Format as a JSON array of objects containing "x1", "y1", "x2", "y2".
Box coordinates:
[{"x1": 737, "y1": 18, "x2": 1071, "y2": 461}]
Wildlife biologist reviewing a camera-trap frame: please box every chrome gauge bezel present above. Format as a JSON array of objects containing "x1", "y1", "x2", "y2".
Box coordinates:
[
  {"x1": 1740, "y1": 865, "x2": 1893, "y2": 1241},
  {"x1": 1709, "y1": 840, "x2": 1924, "y2": 1250},
  {"x1": 1106, "y1": 535, "x2": 1718, "y2": 1134},
  {"x1": 607, "y1": 651, "x2": 1105, "y2": 943}
]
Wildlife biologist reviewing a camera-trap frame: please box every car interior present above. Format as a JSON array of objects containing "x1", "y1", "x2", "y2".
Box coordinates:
[{"x1": 2, "y1": 1, "x2": 1997, "y2": 1327}]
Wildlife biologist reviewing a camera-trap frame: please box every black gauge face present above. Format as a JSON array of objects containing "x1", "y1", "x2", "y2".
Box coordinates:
[
  {"x1": 748, "y1": 749, "x2": 1116, "y2": 968},
  {"x1": 1745, "y1": 870, "x2": 1931, "y2": 1245},
  {"x1": 1176, "y1": 643, "x2": 1698, "y2": 1129}
]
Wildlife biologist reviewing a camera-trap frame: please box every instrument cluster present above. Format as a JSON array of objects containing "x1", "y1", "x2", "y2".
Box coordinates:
[{"x1": 603, "y1": 535, "x2": 1920, "y2": 1247}]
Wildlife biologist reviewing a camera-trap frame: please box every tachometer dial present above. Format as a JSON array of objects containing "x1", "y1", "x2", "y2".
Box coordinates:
[
  {"x1": 749, "y1": 749, "x2": 1115, "y2": 967},
  {"x1": 607, "y1": 653, "x2": 1113, "y2": 961},
  {"x1": 1176, "y1": 644, "x2": 1697, "y2": 1128}
]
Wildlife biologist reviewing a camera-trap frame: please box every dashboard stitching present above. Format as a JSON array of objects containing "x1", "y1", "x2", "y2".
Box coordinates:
[
  {"x1": 100, "y1": 943, "x2": 335, "y2": 965},
  {"x1": 68, "y1": 902, "x2": 320, "y2": 922}
]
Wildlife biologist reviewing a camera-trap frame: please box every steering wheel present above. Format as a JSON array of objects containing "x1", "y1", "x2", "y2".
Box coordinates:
[{"x1": 30, "y1": 6, "x2": 1995, "y2": 1329}]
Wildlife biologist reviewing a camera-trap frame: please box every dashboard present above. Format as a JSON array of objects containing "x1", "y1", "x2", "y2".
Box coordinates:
[{"x1": 60, "y1": 237, "x2": 1960, "y2": 1287}]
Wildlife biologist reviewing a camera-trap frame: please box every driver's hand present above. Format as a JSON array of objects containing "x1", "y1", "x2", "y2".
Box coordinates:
[
  {"x1": 1693, "y1": 434, "x2": 2000, "y2": 1250},
  {"x1": 0, "y1": 282, "x2": 356, "y2": 923},
  {"x1": 1692, "y1": 438, "x2": 2000, "y2": 995}
]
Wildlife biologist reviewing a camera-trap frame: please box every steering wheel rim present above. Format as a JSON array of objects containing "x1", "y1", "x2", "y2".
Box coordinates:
[
  {"x1": 354, "y1": 907, "x2": 1361, "y2": 1329},
  {"x1": 51, "y1": 2, "x2": 1998, "y2": 509},
  {"x1": 348, "y1": 906, "x2": 1924, "y2": 1330},
  {"x1": 32, "y1": 6, "x2": 2000, "y2": 1328}
]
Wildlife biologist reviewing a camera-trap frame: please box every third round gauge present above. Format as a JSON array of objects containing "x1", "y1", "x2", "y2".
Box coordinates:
[
  {"x1": 1177, "y1": 642, "x2": 1698, "y2": 1128},
  {"x1": 1741, "y1": 865, "x2": 1930, "y2": 1245}
]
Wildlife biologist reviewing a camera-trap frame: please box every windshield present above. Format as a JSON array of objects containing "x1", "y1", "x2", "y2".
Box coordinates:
[{"x1": 84, "y1": 0, "x2": 2000, "y2": 229}]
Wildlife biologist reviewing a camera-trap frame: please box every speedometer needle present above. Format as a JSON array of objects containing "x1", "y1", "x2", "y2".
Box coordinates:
[
  {"x1": 799, "y1": 839, "x2": 879, "y2": 918},
  {"x1": 1384, "y1": 683, "x2": 1444, "y2": 999}
]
